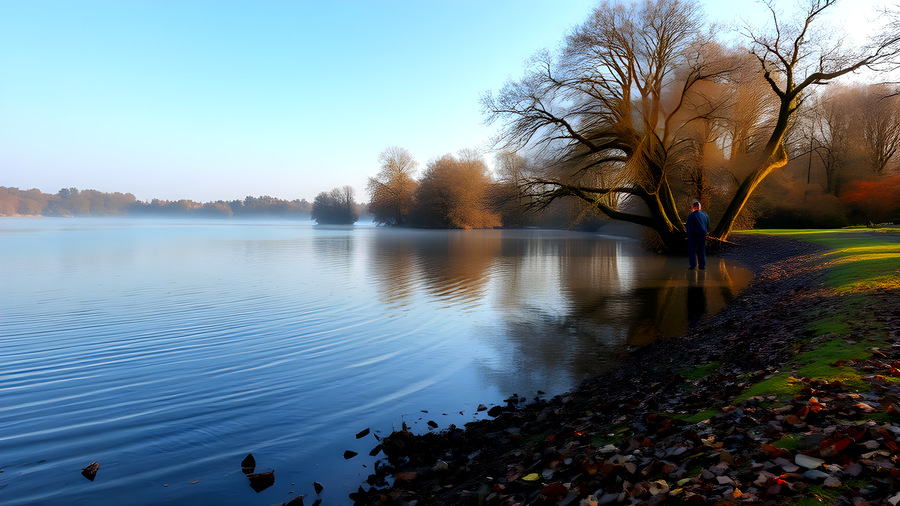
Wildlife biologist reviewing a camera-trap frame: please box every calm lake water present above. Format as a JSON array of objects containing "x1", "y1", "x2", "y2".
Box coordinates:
[{"x1": 0, "y1": 218, "x2": 752, "y2": 505}]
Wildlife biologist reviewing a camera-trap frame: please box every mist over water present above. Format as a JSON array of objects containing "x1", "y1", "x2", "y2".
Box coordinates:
[{"x1": 0, "y1": 218, "x2": 752, "y2": 505}]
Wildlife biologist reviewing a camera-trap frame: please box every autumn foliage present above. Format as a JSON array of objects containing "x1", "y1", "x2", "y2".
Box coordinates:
[{"x1": 841, "y1": 174, "x2": 900, "y2": 223}]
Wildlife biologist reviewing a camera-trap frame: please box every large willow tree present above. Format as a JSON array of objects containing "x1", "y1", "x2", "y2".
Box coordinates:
[{"x1": 483, "y1": 0, "x2": 900, "y2": 250}]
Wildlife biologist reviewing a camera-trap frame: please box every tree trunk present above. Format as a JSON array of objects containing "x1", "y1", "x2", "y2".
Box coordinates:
[{"x1": 712, "y1": 101, "x2": 793, "y2": 240}]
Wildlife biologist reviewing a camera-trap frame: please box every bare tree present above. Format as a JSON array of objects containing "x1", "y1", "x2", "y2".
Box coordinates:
[
  {"x1": 483, "y1": 0, "x2": 734, "y2": 248},
  {"x1": 712, "y1": 0, "x2": 900, "y2": 239},
  {"x1": 859, "y1": 84, "x2": 900, "y2": 174},
  {"x1": 484, "y1": 0, "x2": 899, "y2": 249},
  {"x1": 367, "y1": 146, "x2": 419, "y2": 226},
  {"x1": 312, "y1": 186, "x2": 359, "y2": 224}
]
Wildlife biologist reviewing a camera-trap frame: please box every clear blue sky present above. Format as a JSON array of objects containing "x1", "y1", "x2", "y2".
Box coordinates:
[{"x1": 0, "y1": 0, "x2": 887, "y2": 203}]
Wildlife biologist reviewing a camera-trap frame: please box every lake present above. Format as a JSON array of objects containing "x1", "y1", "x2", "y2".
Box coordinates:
[{"x1": 0, "y1": 218, "x2": 752, "y2": 505}]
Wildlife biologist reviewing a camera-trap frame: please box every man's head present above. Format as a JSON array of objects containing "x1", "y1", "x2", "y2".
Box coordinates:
[{"x1": 692, "y1": 201, "x2": 701, "y2": 210}]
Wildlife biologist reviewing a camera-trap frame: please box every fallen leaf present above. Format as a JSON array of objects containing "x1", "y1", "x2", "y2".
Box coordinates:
[
  {"x1": 427, "y1": 420, "x2": 438, "y2": 428},
  {"x1": 761, "y1": 444, "x2": 787, "y2": 457},
  {"x1": 521, "y1": 473, "x2": 540, "y2": 482},
  {"x1": 241, "y1": 454, "x2": 256, "y2": 474},
  {"x1": 343, "y1": 451, "x2": 358, "y2": 460},
  {"x1": 355, "y1": 428, "x2": 370, "y2": 439},
  {"x1": 248, "y1": 471, "x2": 274, "y2": 493},
  {"x1": 395, "y1": 472, "x2": 417, "y2": 482},
  {"x1": 81, "y1": 461, "x2": 99, "y2": 481},
  {"x1": 541, "y1": 482, "x2": 568, "y2": 499},
  {"x1": 314, "y1": 481, "x2": 324, "y2": 494}
]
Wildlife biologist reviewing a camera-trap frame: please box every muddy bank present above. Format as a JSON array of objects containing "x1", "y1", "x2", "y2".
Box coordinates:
[{"x1": 321, "y1": 234, "x2": 900, "y2": 505}]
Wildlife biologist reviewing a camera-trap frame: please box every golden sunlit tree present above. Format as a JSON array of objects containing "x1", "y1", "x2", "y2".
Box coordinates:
[
  {"x1": 412, "y1": 149, "x2": 501, "y2": 229},
  {"x1": 484, "y1": 0, "x2": 900, "y2": 249},
  {"x1": 367, "y1": 146, "x2": 419, "y2": 226},
  {"x1": 712, "y1": 0, "x2": 900, "y2": 239}
]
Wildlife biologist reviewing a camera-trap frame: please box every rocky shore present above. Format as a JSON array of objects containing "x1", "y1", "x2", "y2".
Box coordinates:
[{"x1": 303, "y1": 234, "x2": 900, "y2": 505}]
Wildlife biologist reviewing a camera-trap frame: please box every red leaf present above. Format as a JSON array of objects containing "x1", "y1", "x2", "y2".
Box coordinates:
[
  {"x1": 541, "y1": 482, "x2": 569, "y2": 500},
  {"x1": 762, "y1": 444, "x2": 787, "y2": 457}
]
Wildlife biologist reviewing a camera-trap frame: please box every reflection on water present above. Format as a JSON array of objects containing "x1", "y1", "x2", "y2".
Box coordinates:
[{"x1": 0, "y1": 219, "x2": 752, "y2": 506}]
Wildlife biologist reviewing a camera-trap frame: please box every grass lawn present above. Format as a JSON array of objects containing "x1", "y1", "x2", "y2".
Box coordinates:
[{"x1": 669, "y1": 227, "x2": 899, "y2": 419}]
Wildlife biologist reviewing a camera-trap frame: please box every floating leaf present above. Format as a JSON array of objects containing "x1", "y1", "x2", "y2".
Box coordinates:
[
  {"x1": 314, "y1": 481, "x2": 324, "y2": 494},
  {"x1": 427, "y1": 420, "x2": 438, "y2": 429},
  {"x1": 241, "y1": 453, "x2": 256, "y2": 474},
  {"x1": 81, "y1": 461, "x2": 99, "y2": 481},
  {"x1": 355, "y1": 428, "x2": 370, "y2": 439},
  {"x1": 247, "y1": 471, "x2": 274, "y2": 493},
  {"x1": 343, "y1": 450, "x2": 358, "y2": 460}
]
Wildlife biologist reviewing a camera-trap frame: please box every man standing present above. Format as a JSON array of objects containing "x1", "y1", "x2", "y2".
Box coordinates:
[{"x1": 686, "y1": 200, "x2": 710, "y2": 270}]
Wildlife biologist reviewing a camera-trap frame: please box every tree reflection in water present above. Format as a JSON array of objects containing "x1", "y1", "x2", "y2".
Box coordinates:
[{"x1": 366, "y1": 229, "x2": 752, "y2": 389}]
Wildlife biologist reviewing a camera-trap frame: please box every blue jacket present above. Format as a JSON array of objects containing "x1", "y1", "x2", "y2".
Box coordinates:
[{"x1": 686, "y1": 210, "x2": 710, "y2": 236}]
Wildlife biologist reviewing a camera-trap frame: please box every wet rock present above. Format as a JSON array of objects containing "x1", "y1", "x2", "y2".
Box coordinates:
[{"x1": 802, "y1": 469, "x2": 829, "y2": 480}]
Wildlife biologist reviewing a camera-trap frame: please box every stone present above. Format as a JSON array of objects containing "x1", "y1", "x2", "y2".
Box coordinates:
[
  {"x1": 824, "y1": 476, "x2": 842, "y2": 488},
  {"x1": 795, "y1": 454, "x2": 824, "y2": 469},
  {"x1": 802, "y1": 469, "x2": 829, "y2": 480}
]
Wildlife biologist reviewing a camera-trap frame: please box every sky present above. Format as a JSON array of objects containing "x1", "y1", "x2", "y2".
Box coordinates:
[{"x1": 0, "y1": 0, "x2": 892, "y2": 203}]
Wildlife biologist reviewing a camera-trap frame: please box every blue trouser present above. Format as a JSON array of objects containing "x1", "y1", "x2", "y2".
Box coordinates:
[{"x1": 687, "y1": 234, "x2": 706, "y2": 269}]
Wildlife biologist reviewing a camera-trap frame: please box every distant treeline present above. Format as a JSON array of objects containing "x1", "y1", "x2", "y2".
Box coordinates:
[{"x1": 0, "y1": 187, "x2": 313, "y2": 218}]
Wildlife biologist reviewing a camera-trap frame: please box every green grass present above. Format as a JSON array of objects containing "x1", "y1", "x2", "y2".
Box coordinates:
[
  {"x1": 588, "y1": 425, "x2": 629, "y2": 447},
  {"x1": 738, "y1": 228, "x2": 900, "y2": 292},
  {"x1": 771, "y1": 433, "x2": 801, "y2": 451},
  {"x1": 677, "y1": 361, "x2": 720, "y2": 381},
  {"x1": 735, "y1": 338, "x2": 874, "y2": 403},
  {"x1": 728, "y1": 229, "x2": 899, "y2": 404},
  {"x1": 668, "y1": 408, "x2": 719, "y2": 424},
  {"x1": 808, "y1": 314, "x2": 851, "y2": 336}
]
